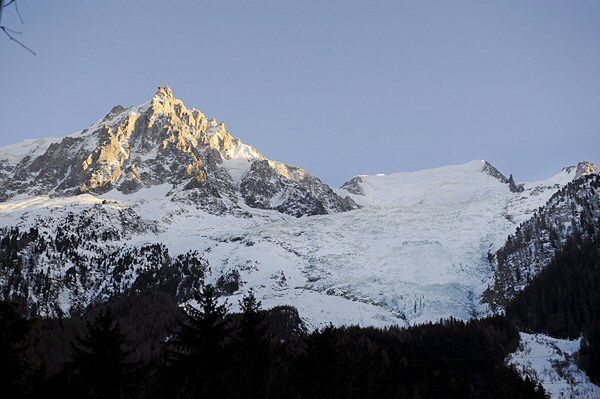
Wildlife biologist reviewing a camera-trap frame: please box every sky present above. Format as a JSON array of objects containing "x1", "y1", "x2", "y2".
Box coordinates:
[{"x1": 1, "y1": 1, "x2": 599, "y2": 186}]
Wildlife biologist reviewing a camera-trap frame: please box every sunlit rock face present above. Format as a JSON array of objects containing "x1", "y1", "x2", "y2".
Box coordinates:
[
  {"x1": 575, "y1": 161, "x2": 597, "y2": 179},
  {"x1": 0, "y1": 87, "x2": 357, "y2": 216}
]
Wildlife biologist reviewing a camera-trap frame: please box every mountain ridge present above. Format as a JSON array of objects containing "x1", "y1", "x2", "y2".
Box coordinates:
[
  {"x1": 0, "y1": 87, "x2": 356, "y2": 217},
  {"x1": 0, "y1": 87, "x2": 598, "y2": 332}
]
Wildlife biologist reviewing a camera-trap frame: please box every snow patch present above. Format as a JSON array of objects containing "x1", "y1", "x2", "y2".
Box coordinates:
[
  {"x1": 507, "y1": 333, "x2": 600, "y2": 399},
  {"x1": 0, "y1": 137, "x2": 59, "y2": 164}
]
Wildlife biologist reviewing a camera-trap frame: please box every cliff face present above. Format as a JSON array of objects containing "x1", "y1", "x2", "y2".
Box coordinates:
[{"x1": 0, "y1": 87, "x2": 357, "y2": 216}]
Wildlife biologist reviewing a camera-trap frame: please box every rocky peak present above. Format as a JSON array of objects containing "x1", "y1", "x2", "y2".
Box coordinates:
[
  {"x1": 575, "y1": 161, "x2": 597, "y2": 179},
  {"x1": 102, "y1": 105, "x2": 127, "y2": 122},
  {"x1": 340, "y1": 176, "x2": 365, "y2": 195},
  {"x1": 562, "y1": 161, "x2": 597, "y2": 177},
  {"x1": 143, "y1": 86, "x2": 260, "y2": 162},
  {"x1": 153, "y1": 85, "x2": 174, "y2": 101},
  {"x1": 482, "y1": 161, "x2": 524, "y2": 193},
  {"x1": 507, "y1": 174, "x2": 524, "y2": 193},
  {"x1": 149, "y1": 86, "x2": 202, "y2": 126},
  {"x1": 0, "y1": 87, "x2": 357, "y2": 217}
]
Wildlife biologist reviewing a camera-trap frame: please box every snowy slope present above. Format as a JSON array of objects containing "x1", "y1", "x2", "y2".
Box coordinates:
[
  {"x1": 507, "y1": 333, "x2": 600, "y2": 399},
  {"x1": 0, "y1": 137, "x2": 60, "y2": 163},
  {"x1": 2, "y1": 89, "x2": 600, "y2": 397},
  {"x1": 507, "y1": 164, "x2": 587, "y2": 227},
  {"x1": 0, "y1": 88, "x2": 597, "y2": 330},
  {"x1": 2, "y1": 155, "x2": 594, "y2": 328}
]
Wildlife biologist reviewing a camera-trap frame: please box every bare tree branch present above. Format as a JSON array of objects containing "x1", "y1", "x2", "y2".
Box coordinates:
[
  {"x1": 13, "y1": 0, "x2": 23, "y2": 24},
  {"x1": 2, "y1": 25, "x2": 21, "y2": 34},
  {"x1": 1, "y1": 26, "x2": 35, "y2": 54},
  {"x1": 1, "y1": 0, "x2": 35, "y2": 55}
]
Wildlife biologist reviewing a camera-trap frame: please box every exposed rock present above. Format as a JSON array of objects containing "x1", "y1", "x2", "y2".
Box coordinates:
[
  {"x1": 575, "y1": 161, "x2": 598, "y2": 179},
  {"x1": 508, "y1": 174, "x2": 524, "y2": 193},
  {"x1": 482, "y1": 161, "x2": 523, "y2": 193},
  {"x1": 216, "y1": 270, "x2": 241, "y2": 294},
  {"x1": 340, "y1": 176, "x2": 365, "y2": 195},
  {"x1": 0, "y1": 87, "x2": 357, "y2": 217}
]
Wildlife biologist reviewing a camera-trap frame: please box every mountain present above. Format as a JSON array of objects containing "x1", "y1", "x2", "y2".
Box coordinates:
[
  {"x1": 485, "y1": 172, "x2": 600, "y2": 310},
  {"x1": 0, "y1": 88, "x2": 598, "y2": 333},
  {"x1": 0, "y1": 87, "x2": 356, "y2": 217}
]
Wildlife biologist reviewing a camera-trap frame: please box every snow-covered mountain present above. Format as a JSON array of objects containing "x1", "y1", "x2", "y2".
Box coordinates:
[
  {"x1": 0, "y1": 88, "x2": 598, "y2": 332},
  {"x1": 0, "y1": 87, "x2": 356, "y2": 217},
  {"x1": 486, "y1": 171, "x2": 600, "y2": 309}
]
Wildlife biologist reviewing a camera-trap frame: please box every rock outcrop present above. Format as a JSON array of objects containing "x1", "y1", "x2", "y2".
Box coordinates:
[
  {"x1": 0, "y1": 87, "x2": 357, "y2": 217},
  {"x1": 575, "y1": 161, "x2": 598, "y2": 179},
  {"x1": 482, "y1": 161, "x2": 524, "y2": 193}
]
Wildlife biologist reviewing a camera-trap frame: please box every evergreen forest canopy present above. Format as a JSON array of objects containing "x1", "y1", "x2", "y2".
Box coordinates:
[
  {"x1": 2, "y1": 286, "x2": 546, "y2": 399},
  {"x1": 3, "y1": 211, "x2": 600, "y2": 398},
  {"x1": 506, "y1": 230, "x2": 600, "y2": 384}
]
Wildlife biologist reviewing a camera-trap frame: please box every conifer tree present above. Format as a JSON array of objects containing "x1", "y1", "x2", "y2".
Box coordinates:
[
  {"x1": 232, "y1": 290, "x2": 270, "y2": 399},
  {"x1": 0, "y1": 301, "x2": 33, "y2": 399},
  {"x1": 301, "y1": 324, "x2": 340, "y2": 398},
  {"x1": 237, "y1": 290, "x2": 269, "y2": 351},
  {"x1": 70, "y1": 308, "x2": 132, "y2": 399},
  {"x1": 580, "y1": 319, "x2": 600, "y2": 384},
  {"x1": 165, "y1": 284, "x2": 231, "y2": 398}
]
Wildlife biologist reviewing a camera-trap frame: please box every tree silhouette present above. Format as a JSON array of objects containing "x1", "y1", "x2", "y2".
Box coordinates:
[
  {"x1": 580, "y1": 319, "x2": 600, "y2": 385},
  {"x1": 231, "y1": 290, "x2": 270, "y2": 399},
  {"x1": 70, "y1": 308, "x2": 133, "y2": 399},
  {"x1": 0, "y1": 301, "x2": 33, "y2": 398},
  {"x1": 164, "y1": 284, "x2": 231, "y2": 398}
]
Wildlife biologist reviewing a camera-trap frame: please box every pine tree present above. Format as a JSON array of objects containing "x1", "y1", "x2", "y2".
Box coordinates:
[
  {"x1": 232, "y1": 290, "x2": 270, "y2": 399},
  {"x1": 0, "y1": 301, "x2": 33, "y2": 399},
  {"x1": 165, "y1": 284, "x2": 231, "y2": 398},
  {"x1": 301, "y1": 325, "x2": 340, "y2": 398},
  {"x1": 70, "y1": 308, "x2": 132, "y2": 399},
  {"x1": 580, "y1": 319, "x2": 600, "y2": 385},
  {"x1": 237, "y1": 290, "x2": 269, "y2": 350}
]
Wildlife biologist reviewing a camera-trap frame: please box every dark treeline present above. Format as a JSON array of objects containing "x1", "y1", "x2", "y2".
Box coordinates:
[
  {"x1": 579, "y1": 319, "x2": 600, "y2": 385},
  {"x1": 506, "y1": 230, "x2": 600, "y2": 383},
  {"x1": 486, "y1": 173, "x2": 600, "y2": 310},
  {"x1": 1, "y1": 285, "x2": 546, "y2": 399},
  {"x1": 506, "y1": 230, "x2": 600, "y2": 339}
]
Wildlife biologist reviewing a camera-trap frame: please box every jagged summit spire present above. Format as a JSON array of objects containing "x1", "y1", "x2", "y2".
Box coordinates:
[
  {"x1": 151, "y1": 86, "x2": 179, "y2": 111},
  {"x1": 148, "y1": 85, "x2": 199, "y2": 124},
  {"x1": 480, "y1": 161, "x2": 523, "y2": 192},
  {"x1": 153, "y1": 86, "x2": 174, "y2": 100}
]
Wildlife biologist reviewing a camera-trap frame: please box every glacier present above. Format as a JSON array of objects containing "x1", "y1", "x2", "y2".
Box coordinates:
[{"x1": 0, "y1": 155, "x2": 591, "y2": 328}]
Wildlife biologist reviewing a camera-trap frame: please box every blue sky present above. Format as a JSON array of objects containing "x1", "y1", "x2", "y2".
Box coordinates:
[{"x1": 1, "y1": 1, "x2": 599, "y2": 185}]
